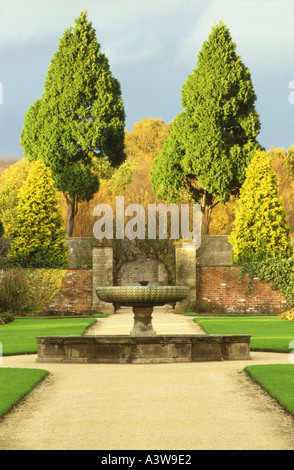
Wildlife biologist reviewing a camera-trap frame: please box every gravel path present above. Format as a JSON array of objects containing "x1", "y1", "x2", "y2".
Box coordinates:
[{"x1": 1, "y1": 309, "x2": 294, "y2": 450}]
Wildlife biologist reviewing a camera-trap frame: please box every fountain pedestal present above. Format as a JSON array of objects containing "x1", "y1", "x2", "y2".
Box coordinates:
[{"x1": 130, "y1": 306, "x2": 156, "y2": 336}]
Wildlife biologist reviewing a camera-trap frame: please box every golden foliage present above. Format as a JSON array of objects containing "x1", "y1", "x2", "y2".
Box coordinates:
[
  {"x1": 278, "y1": 309, "x2": 294, "y2": 321},
  {"x1": 0, "y1": 155, "x2": 20, "y2": 178},
  {"x1": 209, "y1": 196, "x2": 237, "y2": 235},
  {"x1": 229, "y1": 150, "x2": 292, "y2": 263},
  {"x1": 0, "y1": 158, "x2": 31, "y2": 236},
  {"x1": 7, "y1": 161, "x2": 68, "y2": 266},
  {"x1": 268, "y1": 146, "x2": 294, "y2": 235}
]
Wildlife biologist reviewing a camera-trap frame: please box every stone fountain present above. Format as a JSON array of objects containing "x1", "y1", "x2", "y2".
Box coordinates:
[
  {"x1": 36, "y1": 281, "x2": 251, "y2": 364},
  {"x1": 96, "y1": 282, "x2": 189, "y2": 337}
]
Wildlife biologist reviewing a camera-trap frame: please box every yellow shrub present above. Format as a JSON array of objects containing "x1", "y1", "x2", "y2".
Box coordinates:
[
  {"x1": 7, "y1": 161, "x2": 68, "y2": 267},
  {"x1": 229, "y1": 150, "x2": 292, "y2": 264},
  {"x1": 278, "y1": 309, "x2": 294, "y2": 321}
]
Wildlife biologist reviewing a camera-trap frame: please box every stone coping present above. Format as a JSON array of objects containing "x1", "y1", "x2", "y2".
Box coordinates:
[{"x1": 36, "y1": 334, "x2": 251, "y2": 364}]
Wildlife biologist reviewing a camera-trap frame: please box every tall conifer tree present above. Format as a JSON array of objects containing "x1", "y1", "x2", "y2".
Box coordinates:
[
  {"x1": 151, "y1": 21, "x2": 261, "y2": 234},
  {"x1": 21, "y1": 11, "x2": 126, "y2": 236}
]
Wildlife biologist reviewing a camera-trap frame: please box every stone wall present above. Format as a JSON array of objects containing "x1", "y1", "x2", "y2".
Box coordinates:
[
  {"x1": 1, "y1": 235, "x2": 230, "y2": 269},
  {"x1": 66, "y1": 237, "x2": 100, "y2": 268},
  {"x1": 114, "y1": 239, "x2": 174, "y2": 286},
  {"x1": 175, "y1": 243, "x2": 197, "y2": 313},
  {"x1": 92, "y1": 246, "x2": 114, "y2": 314},
  {"x1": 196, "y1": 266, "x2": 288, "y2": 314},
  {"x1": 117, "y1": 258, "x2": 168, "y2": 286},
  {"x1": 196, "y1": 235, "x2": 232, "y2": 266},
  {"x1": 0, "y1": 238, "x2": 98, "y2": 268}
]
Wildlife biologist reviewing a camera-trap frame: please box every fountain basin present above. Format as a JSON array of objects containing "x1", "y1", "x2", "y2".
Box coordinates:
[
  {"x1": 96, "y1": 285, "x2": 190, "y2": 336},
  {"x1": 36, "y1": 334, "x2": 251, "y2": 364},
  {"x1": 96, "y1": 285, "x2": 189, "y2": 307}
]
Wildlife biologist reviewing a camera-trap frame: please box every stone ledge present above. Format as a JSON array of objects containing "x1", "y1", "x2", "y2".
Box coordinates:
[{"x1": 36, "y1": 334, "x2": 251, "y2": 364}]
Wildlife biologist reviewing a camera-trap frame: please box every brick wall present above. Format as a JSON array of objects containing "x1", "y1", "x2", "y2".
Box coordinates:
[
  {"x1": 2, "y1": 257, "x2": 286, "y2": 315},
  {"x1": 196, "y1": 266, "x2": 288, "y2": 314},
  {"x1": 43, "y1": 269, "x2": 92, "y2": 315},
  {"x1": 44, "y1": 266, "x2": 289, "y2": 315}
]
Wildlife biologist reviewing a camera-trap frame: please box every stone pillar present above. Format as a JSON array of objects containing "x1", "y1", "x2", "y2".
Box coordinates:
[
  {"x1": 92, "y1": 245, "x2": 115, "y2": 315},
  {"x1": 175, "y1": 243, "x2": 197, "y2": 314}
]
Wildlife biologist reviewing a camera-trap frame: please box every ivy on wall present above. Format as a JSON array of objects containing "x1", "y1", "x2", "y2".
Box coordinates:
[{"x1": 239, "y1": 256, "x2": 294, "y2": 307}]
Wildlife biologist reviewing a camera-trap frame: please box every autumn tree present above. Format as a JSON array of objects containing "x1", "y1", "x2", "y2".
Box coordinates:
[
  {"x1": 268, "y1": 146, "x2": 294, "y2": 234},
  {"x1": 21, "y1": 11, "x2": 126, "y2": 236},
  {"x1": 7, "y1": 161, "x2": 68, "y2": 267},
  {"x1": 125, "y1": 118, "x2": 171, "y2": 162},
  {"x1": 120, "y1": 118, "x2": 171, "y2": 206},
  {"x1": 0, "y1": 155, "x2": 19, "y2": 177},
  {"x1": 229, "y1": 150, "x2": 292, "y2": 264},
  {"x1": 209, "y1": 195, "x2": 237, "y2": 235},
  {"x1": 151, "y1": 21, "x2": 261, "y2": 234}
]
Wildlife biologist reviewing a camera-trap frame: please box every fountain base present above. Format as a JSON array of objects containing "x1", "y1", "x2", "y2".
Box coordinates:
[
  {"x1": 130, "y1": 306, "x2": 156, "y2": 336},
  {"x1": 36, "y1": 334, "x2": 251, "y2": 364}
]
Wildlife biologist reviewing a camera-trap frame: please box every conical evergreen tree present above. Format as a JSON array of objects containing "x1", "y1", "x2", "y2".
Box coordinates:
[
  {"x1": 7, "y1": 161, "x2": 68, "y2": 267},
  {"x1": 229, "y1": 150, "x2": 292, "y2": 263},
  {"x1": 151, "y1": 21, "x2": 261, "y2": 234},
  {"x1": 21, "y1": 11, "x2": 126, "y2": 236}
]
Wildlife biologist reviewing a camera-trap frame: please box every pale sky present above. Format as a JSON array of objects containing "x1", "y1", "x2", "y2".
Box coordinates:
[{"x1": 0, "y1": 0, "x2": 294, "y2": 156}]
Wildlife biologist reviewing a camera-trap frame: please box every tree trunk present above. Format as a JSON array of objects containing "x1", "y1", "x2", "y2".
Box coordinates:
[
  {"x1": 201, "y1": 191, "x2": 219, "y2": 235},
  {"x1": 201, "y1": 205, "x2": 212, "y2": 235},
  {"x1": 65, "y1": 195, "x2": 78, "y2": 237}
]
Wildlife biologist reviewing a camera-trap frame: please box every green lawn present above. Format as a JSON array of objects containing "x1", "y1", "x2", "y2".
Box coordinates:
[
  {"x1": 245, "y1": 364, "x2": 294, "y2": 416},
  {"x1": 0, "y1": 368, "x2": 50, "y2": 418},
  {"x1": 193, "y1": 315, "x2": 294, "y2": 416},
  {"x1": 0, "y1": 316, "x2": 97, "y2": 355},
  {"x1": 0, "y1": 316, "x2": 98, "y2": 418},
  {"x1": 194, "y1": 316, "x2": 294, "y2": 352}
]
